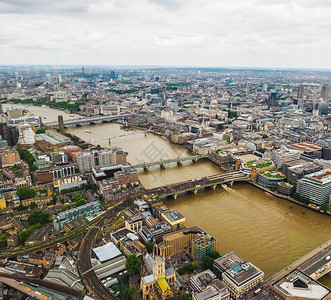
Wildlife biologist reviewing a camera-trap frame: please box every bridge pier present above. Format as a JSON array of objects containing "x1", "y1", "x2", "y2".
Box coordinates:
[
  {"x1": 230, "y1": 181, "x2": 234, "y2": 186},
  {"x1": 173, "y1": 193, "x2": 178, "y2": 200},
  {"x1": 193, "y1": 188, "x2": 199, "y2": 195},
  {"x1": 211, "y1": 184, "x2": 217, "y2": 190},
  {"x1": 177, "y1": 160, "x2": 183, "y2": 166},
  {"x1": 160, "y1": 163, "x2": 166, "y2": 169},
  {"x1": 143, "y1": 166, "x2": 148, "y2": 171},
  {"x1": 192, "y1": 158, "x2": 198, "y2": 163}
]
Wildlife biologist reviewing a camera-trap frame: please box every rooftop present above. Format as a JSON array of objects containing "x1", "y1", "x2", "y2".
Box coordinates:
[
  {"x1": 290, "y1": 142, "x2": 323, "y2": 152},
  {"x1": 93, "y1": 242, "x2": 122, "y2": 263},
  {"x1": 272, "y1": 269, "x2": 330, "y2": 299},
  {"x1": 214, "y1": 252, "x2": 264, "y2": 287},
  {"x1": 286, "y1": 159, "x2": 322, "y2": 173},
  {"x1": 302, "y1": 169, "x2": 331, "y2": 185}
]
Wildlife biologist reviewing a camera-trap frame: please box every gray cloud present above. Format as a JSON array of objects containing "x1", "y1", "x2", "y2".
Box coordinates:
[{"x1": 0, "y1": 0, "x2": 330, "y2": 68}]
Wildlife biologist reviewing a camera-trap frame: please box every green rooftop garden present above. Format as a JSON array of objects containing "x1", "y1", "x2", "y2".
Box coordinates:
[
  {"x1": 245, "y1": 160, "x2": 272, "y2": 169},
  {"x1": 256, "y1": 162, "x2": 273, "y2": 169},
  {"x1": 262, "y1": 170, "x2": 286, "y2": 178}
]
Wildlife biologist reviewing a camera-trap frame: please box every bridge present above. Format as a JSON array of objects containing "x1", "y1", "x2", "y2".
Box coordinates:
[
  {"x1": 147, "y1": 171, "x2": 251, "y2": 199},
  {"x1": 250, "y1": 239, "x2": 331, "y2": 299},
  {"x1": 298, "y1": 241, "x2": 331, "y2": 280},
  {"x1": 132, "y1": 155, "x2": 208, "y2": 170},
  {"x1": 45, "y1": 114, "x2": 130, "y2": 128}
]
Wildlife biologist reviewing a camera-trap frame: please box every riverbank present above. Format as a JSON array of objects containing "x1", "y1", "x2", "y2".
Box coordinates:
[{"x1": 250, "y1": 182, "x2": 331, "y2": 217}]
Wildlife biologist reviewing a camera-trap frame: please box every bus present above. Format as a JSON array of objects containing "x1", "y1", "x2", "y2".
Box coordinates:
[{"x1": 254, "y1": 288, "x2": 262, "y2": 296}]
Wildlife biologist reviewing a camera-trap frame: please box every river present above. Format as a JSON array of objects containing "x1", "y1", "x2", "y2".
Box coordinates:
[{"x1": 7, "y1": 104, "x2": 331, "y2": 285}]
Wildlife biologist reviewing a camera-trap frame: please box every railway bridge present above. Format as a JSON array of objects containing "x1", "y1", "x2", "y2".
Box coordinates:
[{"x1": 147, "y1": 171, "x2": 251, "y2": 199}]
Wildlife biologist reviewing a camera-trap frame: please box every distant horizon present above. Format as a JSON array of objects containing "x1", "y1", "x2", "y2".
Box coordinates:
[{"x1": 1, "y1": 64, "x2": 331, "y2": 72}]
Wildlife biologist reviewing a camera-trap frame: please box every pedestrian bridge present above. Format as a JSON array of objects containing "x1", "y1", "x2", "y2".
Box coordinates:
[
  {"x1": 132, "y1": 155, "x2": 208, "y2": 170},
  {"x1": 45, "y1": 114, "x2": 130, "y2": 128},
  {"x1": 147, "y1": 171, "x2": 251, "y2": 199}
]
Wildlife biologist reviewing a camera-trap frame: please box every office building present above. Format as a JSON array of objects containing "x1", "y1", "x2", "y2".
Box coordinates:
[
  {"x1": 257, "y1": 170, "x2": 286, "y2": 188},
  {"x1": 158, "y1": 226, "x2": 217, "y2": 259},
  {"x1": 321, "y1": 85, "x2": 329, "y2": 99},
  {"x1": 270, "y1": 269, "x2": 330, "y2": 300},
  {"x1": 297, "y1": 84, "x2": 304, "y2": 99},
  {"x1": 296, "y1": 170, "x2": 331, "y2": 206},
  {"x1": 283, "y1": 159, "x2": 323, "y2": 186},
  {"x1": 77, "y1": 147, "x2": 127, "y2": 173},
  {"x1": 192, "y1": 236, "x2": 215, "y2": 262},
  {"x1": 213, "y1": 252, "x2": 264, "y2": 299},
  {"x1": 191, "y1": 274, "x2": 230, "y2": 300}
]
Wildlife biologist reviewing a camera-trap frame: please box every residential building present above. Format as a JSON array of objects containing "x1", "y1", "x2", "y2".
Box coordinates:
[{"x1": 53, "y1": 202, "x2": 101, "y2": 231}]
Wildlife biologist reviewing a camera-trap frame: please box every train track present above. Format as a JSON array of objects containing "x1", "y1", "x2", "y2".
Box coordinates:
[
  {"x1": 77, "y1": 199, "x2": 133, "y2": 299},
  {"x1": 0, "y1": 272, "x2": 83, "y2": 299}
]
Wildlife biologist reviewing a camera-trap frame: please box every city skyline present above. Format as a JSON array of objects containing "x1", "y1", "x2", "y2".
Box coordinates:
[{"x1": 1, "y1": 0, "x2": 331, "y2": 69}]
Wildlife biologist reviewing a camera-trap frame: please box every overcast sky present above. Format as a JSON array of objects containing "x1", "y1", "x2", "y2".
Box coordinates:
[{"x1": 0, "y1": 0, "x2": 330, "y2": 68}]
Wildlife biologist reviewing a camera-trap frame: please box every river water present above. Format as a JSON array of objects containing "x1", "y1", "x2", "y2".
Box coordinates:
[{"x1": 6, "y1": 104, "x2": 331, "y2": 285}]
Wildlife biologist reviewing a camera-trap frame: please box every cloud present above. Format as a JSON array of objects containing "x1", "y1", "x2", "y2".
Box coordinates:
[{"x1": 0, "y1": 0, "x2": 330, "y2": 68}]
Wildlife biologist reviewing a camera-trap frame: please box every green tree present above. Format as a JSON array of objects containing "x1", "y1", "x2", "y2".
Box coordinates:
[
  {"x1": 145, "y1": 242, "x2": 154, "y2": 254},
  {"x1": 29, "y1": 202, "x2": 37, "y2": 209},
  {"x1": 125, "y1": 254, "x2": 141, "y2": 275},
  {"x1": 202, "y1": 256, "x2": 215, "y2": 270},
  {"x1": 210, "y1": 251, "x2": 221, "y2": 259},
  {"x1": 123, "y1": 286, "x2": 139, "y2": 300},
  {"x1": 36, "y1": 128, "x2": 46, "y2": 134},
  {"x1": 320, "y1": 203, "x2": 329, "y2": 213},
  {"x1": 28, "y1": 211, "x2": 50, "y2": 226},
  {"x1": 178, "y1": 263, "x2": 196, "y2": 275},
  {"x1": 16, "y1": 187, "x2": 36, "y2": 200},
  {"x1": 262, "y1": 134, "x2": 269, "y2": 139},
  {"x1": 177, "y1": 293, "x2": 192, "y2": 300},
  {"x1": 0, "y1": 234, "x2": 8, "y2": 248}
]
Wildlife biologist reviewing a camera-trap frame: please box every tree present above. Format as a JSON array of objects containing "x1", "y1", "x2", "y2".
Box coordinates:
[
  {"x1": 28, "y1": 211, "x2": 50, "y2": 226},
  {"x1": 0, "y1": 234, "x2": 8, "y2": 248},
  {"x1": 176, "y1": 293, "x2": 192, "y2": 300},
  {"x1": 125, "y1": 254, "x2": 141, "y2": 275},
  {"x1": 36, "y1": 128, "x2": 46, "y2": 134},
  {"x1": 16, "y1": 187, "x2": 36, "y2": 200},
  {"x1": 202, "y1": 256, "x2": 214, "y2": 270},
  {"x1": 29, "y1": 202, "x2": 37, "y2": 209},
  {"x1": 210, "y1": 251, "x2": 221, "y2": 259},
  {"x1": 320, "y1": 203, "x2": 329, "y2": 213},
  {"x1": 145, "y1": 242, "x2": 153, "y2": 254},
  {"x1": 123, "y1": 286, "x2": 139, "y2": 300},
  {"x1": 262, "y1": 134, "x2": 269, "y2": 139}
]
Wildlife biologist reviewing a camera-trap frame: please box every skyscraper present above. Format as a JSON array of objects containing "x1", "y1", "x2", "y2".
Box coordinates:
[
  {"x1": 297, "y1": 84, "x2": 304, "y2": 99},
  {"x1": 321, "y1": 85, "x2": 329, "y2": 99}
]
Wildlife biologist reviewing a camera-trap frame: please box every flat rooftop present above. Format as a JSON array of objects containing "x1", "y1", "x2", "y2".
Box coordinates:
[
  {"x1": 286, "y1": 159, "x2": 322, "y2": 173},
  {"x1": 303, "y1": 169, "x2": 331, "y2": 185},
  {"x1": 272, "y1": 269, "x2": 330, "y2": 299},
  {"x1": 214, "y1": 252, "x2": 264, "y2": 287},
  {"x1": 290, "y1": 142, "x2": 323, "y2": 152}
]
